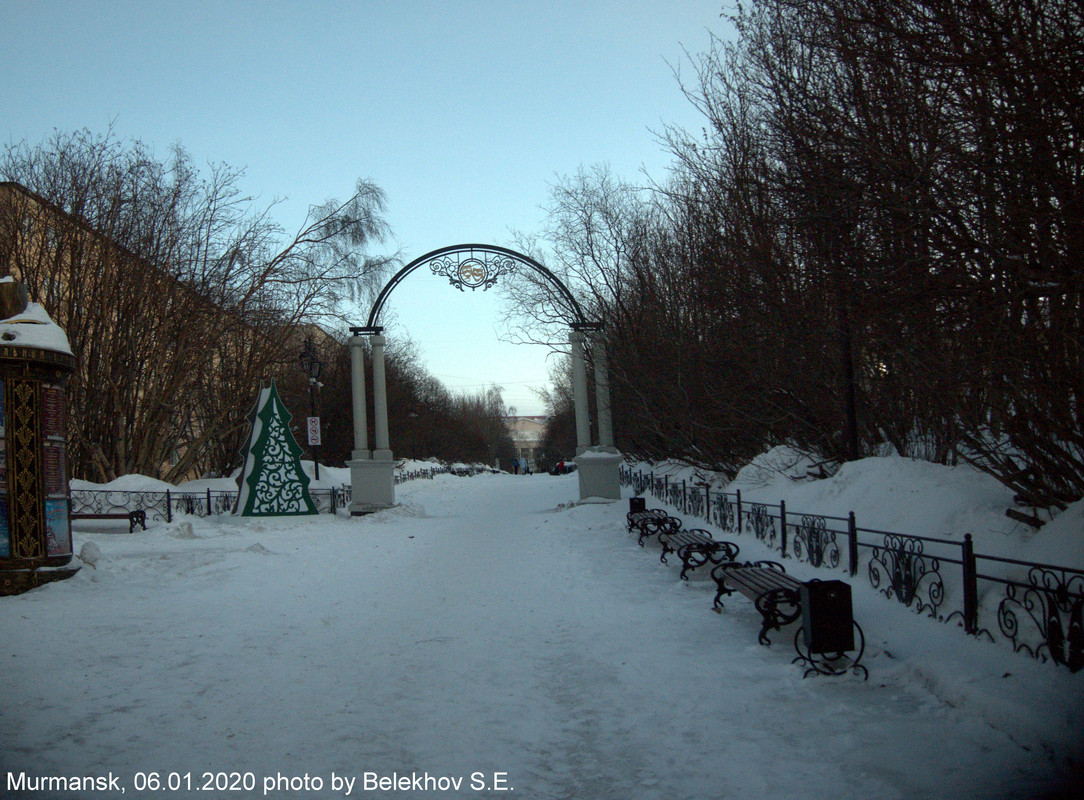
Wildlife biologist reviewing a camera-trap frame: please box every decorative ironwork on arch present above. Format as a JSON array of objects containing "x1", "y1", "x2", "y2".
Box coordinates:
[{"x1": 352, "y1": 244, "x2": 601, "y2": 334}]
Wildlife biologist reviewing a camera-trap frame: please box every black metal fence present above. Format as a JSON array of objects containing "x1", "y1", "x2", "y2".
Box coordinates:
[
  {"x1": 69, "y1": 485, "x2": 354, "y2": 522},
  {"x1": 394, "y1": 464, "x2": 494, "y2": 482},
  {"x1": 68, "y1": 464, "x2": 479, "y2": 525},
  {"x1": 69, "y1": 461, "x2": 483, "y2": 524},
  {"x1": 621, "y1": 465, "x2": 1084, "y2": 673}
]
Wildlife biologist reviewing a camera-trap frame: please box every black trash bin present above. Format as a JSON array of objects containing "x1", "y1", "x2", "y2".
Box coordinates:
[
  {"x1": 800, "y1": 580, "x2": 855, "y2": 653},
  {"x1": 629, "y1": 496, "x2": 646, "y2": 513}
]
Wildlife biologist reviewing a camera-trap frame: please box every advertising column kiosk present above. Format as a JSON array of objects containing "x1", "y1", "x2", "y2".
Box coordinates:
[{"x1": 0, "y1": 284, "x2": 78, "y2": 595}]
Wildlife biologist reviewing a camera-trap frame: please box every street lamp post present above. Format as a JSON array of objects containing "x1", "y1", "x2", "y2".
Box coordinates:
[{"x1": 299, "y1": 337, "x2": 324, "y2": 481}]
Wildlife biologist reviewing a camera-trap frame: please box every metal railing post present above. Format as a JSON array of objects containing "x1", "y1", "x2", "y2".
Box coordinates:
[
  {"x1": 780, "y1": 499, "x2": 788, "y2": 557},
  {"x1": 962, "y1": 534, "x2": 978, "y2": 634},
  {"x1": 848, "y1": 511, "x2": 858, "y2": 576}
]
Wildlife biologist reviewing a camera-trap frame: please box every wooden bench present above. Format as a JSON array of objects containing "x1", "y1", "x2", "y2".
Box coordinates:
[
  {"x1": 626, "y1": 508, "x2": 681, "y2": 547},
  {"x1": 658, "y1": 528, "x2": 740, "y2": 580},
  {"x1": 70, "y1": 509, "x2": 147, "y2": 533},
  {"x1": 711, "y1": 560, "x2": 868, "y2": 678},
  {"x1": 711, "y1": 560, "x2": 802, "y2": 645}
]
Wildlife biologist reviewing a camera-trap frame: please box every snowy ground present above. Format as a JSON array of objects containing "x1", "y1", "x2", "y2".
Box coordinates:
[{"x1": 3, "y1": 461, "x2": 1083, "y2": 799}]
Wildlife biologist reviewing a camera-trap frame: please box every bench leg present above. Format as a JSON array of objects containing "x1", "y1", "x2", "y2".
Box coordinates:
[
  {"x1": 754, "y1": 587, "x2": 802, "y2": 646},
  {"x1": 677, "y1": 545, "x2": 710, "y2": 580},
  {"x1": 712, "y1": 580, "x2": 733, "y2": 610},
  {"x1": 679, "y1": 542, "x2": 740, "y2": 581}
]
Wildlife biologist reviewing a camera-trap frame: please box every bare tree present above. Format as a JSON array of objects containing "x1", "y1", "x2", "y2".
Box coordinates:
[
  {"x1": 1, "y1": 128, "x2": 393, "y2": 480},
  {"x1": 516, "y1": 0, "x2": 1083, "y2": 512},
  {"x1": 504, "y1": 165, "x2": 653, "y2": 341},
  {"x1": 657, "y1": 0, "x2": 1083, "y2": 506}
]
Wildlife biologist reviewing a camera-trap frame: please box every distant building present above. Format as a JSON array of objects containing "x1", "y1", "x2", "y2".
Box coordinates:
[{"x1": 504, "y1": 415, "x2": 546, "y2": 472}]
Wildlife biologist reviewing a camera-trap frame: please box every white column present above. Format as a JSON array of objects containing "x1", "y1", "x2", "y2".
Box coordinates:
[
  {"x1": 350, "y1": 332, "x2": 396, "y2": 514},
  {"x1": 574, "y1": 328, "x2": 621, "y2": 502},
  {"x1": 349, "y1": 334, "x2": 370, "y2": 459},
  {"x1": 371, "y1": 334, "x2": 392, "y2": 459},
  {"x1": 570, "y1": 330, "x2": 591, "y2": 455},
  {"x1": 592, "y1": 333, "x2": 615, "y2": 451}
]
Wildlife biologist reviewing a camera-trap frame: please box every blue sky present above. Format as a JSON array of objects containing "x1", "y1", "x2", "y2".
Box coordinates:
[{"x1": 2, "y1": 0, "x2": 729, "y2": 416}]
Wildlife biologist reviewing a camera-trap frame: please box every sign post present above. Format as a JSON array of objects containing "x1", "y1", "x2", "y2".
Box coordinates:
[{"x1": 307, "y1": 416, "x2": 321, "y2": 481}]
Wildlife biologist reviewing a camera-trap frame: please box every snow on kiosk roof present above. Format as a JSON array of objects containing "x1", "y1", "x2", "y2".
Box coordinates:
[{"x1": 0, "y1": 282, "x2": 73, "y2": 356}]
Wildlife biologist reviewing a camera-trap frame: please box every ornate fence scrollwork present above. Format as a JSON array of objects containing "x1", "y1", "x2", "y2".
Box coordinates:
[
  {"x1": 997, "y1": 568, "x2": 1084, "y2": 672},
  {"x1": 687, "y1": 485, "x2": 706, "y2": 518},
  {"x1": 746, "y1": 503, "x2": 777, "y2": 548},
  {"x1": 209, "y1": 492, "x2": 237, "y2": 515},
  {"x1": 868, "y1": 534, "x2": 944, "y2": 618},
  {"x1": 177, "y1": 493, "x2": 204, "y2": 516},
  {"x1": 793, "y1": 514, "x2": 839, "y2": 569},
  {"x1": 70, "y1": 489, "x2": 170, "y2": 522},
  {"x1": 712, "y1": 493, "x2": 737, "y2": 533},
  {"x1": 666, "y1": 481, "x2": 684, "y2": 510},
  {"x1": 428, "y1": 251, "x2": 517, "y2": 292}
]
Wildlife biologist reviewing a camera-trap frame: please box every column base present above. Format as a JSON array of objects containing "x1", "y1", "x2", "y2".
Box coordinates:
[
  {"x1": 348, "y1": 456, "x2": 397, "y2": 515},
  {"x1": 1, "y1": 565, "x2": 80, "y2": 596},
  {"x1": 574, "y1": 448, "x2": 623, "y2": 502}
]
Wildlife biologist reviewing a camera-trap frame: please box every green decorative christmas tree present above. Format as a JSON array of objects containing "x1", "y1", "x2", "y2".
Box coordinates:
[{"x1": 236, "y1": 380, "x2": 318, "y2": 516}]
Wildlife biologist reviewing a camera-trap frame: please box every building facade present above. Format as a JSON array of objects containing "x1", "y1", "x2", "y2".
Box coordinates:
[
  {"x1": 504, "y1": 415, "x2": 546, "y2": 472},
  {"x1": 0, "y1": 181, "x2": 331, "y2": 482}
]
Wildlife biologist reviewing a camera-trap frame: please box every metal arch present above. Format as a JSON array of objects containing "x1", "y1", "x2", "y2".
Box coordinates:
[{"x1": 353, "y1": 243, "x2": 601, "y2": 334}]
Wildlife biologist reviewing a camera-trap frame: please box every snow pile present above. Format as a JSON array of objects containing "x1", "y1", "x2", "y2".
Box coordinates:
[
  {"x1": 76, "y1": 540, "x2": 102, "y2": 568},
  {"x1": 632, "y1": 447, "x2": 1083, "y2": 569},
  {"x1": 72, "y1": 473, "x2": 176, "y2": 492}
]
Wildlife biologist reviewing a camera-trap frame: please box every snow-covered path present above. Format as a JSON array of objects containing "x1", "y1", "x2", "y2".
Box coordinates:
[{"x1": 2, "y1": 472, "x2": 1078, "y2": 799}]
